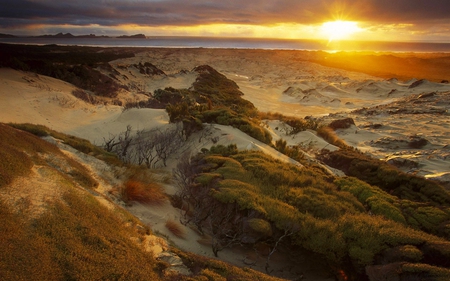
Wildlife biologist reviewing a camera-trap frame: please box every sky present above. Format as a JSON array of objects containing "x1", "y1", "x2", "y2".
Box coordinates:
[{"x1": 1, "y1": 0, "x2": 449, "y2": 42}]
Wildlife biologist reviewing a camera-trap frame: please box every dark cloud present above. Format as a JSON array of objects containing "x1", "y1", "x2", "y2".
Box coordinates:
[{"x1": 0, "y1": 0, "x2": 449, "y2": 30}]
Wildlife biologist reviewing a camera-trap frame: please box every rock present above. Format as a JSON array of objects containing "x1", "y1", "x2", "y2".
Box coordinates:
[
  {"x1": 428, "y1": 173, "x2": 450, "y2": 189},
  {"x1": 157, "y1": 252, "x2": 192, "y2": 276},
  {"x1": 157, "y1": 252, "x2": 184, "y2": 266},
  {"x1": 408, "y1": 79, "x2": 427, "y2": 88},
  {"x1": 192, "y1": 64, "x2": 215, "y2": 74},
  {"x1": 131, "y1": 234, "x2": 189, "y2": 276},
  {"x1": 417, "y1": 92, "x2": 435, "y2": 99},
  {"x1": 408, "y1": 136, "x2": 428, "y2": 149},
  {"x1": 386, "y1": 157, "x2": 419, "y2": 169},
  {"x1": 387, "y1": 89, "x2": 397, "y2": 96},
  {"x1": 134, "y1": 62, "x2": 166, "y2": 76},
  {"x1": 142, "y1": 235, "x2": 168, "y2": 256},
  {"x1": 372, "y1": 137, "x2": 408, "y2": 149},
  {"x1": 364, "y1": 123, "x2": 383, "y2": 129}
]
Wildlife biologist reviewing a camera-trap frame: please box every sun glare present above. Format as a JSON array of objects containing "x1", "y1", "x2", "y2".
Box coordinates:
[{"x1": 321, "y1": 21, "x2": 361, "y2": 42}]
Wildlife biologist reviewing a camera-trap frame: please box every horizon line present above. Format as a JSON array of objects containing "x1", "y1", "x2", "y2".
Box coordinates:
[{"x1": 2, "y1": 33, "x2": 450, "y2": 45}]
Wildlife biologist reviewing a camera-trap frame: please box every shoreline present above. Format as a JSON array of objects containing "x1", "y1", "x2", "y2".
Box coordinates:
[{"x1": 1, "y1": 36, "x2": 450, "y2": 53}]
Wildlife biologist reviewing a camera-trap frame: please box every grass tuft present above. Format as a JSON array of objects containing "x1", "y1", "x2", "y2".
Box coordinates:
[
  {"x1": 121, "y1": 180, "x2": 166, "y2": 205},
  {"x1": 316, "y1": 126, "x2": 348, "y2": 148},
  {"x1": 165, "y1": 219, "x2": 186, "y2": 239}
]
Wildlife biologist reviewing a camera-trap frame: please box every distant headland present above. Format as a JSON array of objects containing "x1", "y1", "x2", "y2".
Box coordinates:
[{"x1": 0, "y1": 32, "x2": 147, "y2": 39}]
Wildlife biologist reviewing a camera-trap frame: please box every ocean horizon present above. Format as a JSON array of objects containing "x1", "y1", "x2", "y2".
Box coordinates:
[{"x1": 1, "y1": 36, "x2": 450, "y2": 53}]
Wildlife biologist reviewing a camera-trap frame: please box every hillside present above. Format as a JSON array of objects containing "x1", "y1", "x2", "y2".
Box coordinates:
[{"x1": 0, "y1": 123, "x2": 288, "y2": 281}]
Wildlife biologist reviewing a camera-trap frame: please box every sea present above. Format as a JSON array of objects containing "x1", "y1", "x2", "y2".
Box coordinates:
[{"x1": 1, "y1": 36, "x2": 450, "y2": 53}]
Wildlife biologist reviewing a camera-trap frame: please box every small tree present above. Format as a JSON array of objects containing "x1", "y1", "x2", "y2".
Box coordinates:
[
  {"x1": 263, "y1": 222, "x2": 300, "y2": 274},
  {"x1": 134, "y1": 129, "x2": 158, "y2": 168},
  {"x1": 154, "y1": 124, "x2": 184, "y2": 167},
  {"x1": 103, "y1": 125, "x2": 134, "y2": 163},
  {"x1": 207, "y1": 200, "x2": 245, "y2": 257}
]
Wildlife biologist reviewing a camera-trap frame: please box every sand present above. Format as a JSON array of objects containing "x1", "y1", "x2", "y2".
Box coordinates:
[{"x1": 1, "y1": 47, "x2": 449, "y2": 280}]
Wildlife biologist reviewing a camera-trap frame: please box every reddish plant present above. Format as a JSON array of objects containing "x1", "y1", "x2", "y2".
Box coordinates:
[
  {"x1": 165, "y1": 219, "x2": 186, "y2": 238},
  {"x1": 121, "y1": 180, "x2": 166, "y2": 205}
]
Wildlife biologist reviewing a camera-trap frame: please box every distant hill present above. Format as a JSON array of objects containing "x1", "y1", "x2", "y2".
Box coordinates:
[
  {"x1": 117, "y1": 34, "x2": 147, "y2": 39},
  {"x1": 1, "y1": 32, "x2": 146, "y2": 39},
  {"x1": 36, "y1": 32, "x2": 76, "y2": 38},
  {"x1": 35, "y1": 32, "x2": 111, "y2": 39},
  {"x1": 0, "y1": 33, "x2": 16, "y2": 38}
]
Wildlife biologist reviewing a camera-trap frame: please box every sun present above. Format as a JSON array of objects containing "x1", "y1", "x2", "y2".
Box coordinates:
[{"x1": 320, "y1": 20, "x2": 361, "y2": 42}]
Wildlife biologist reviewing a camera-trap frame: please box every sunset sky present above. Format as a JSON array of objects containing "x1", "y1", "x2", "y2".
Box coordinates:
[{"x1": 1, "y1": 0, "x2": 449, "y2": 42}]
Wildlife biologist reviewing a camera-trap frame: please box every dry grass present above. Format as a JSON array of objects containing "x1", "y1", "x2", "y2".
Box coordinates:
[
  {"x1": 0, "y1": 191, "x2": 163, "y2": 281},
  {"x1": 121, "y1": 180, "x2": 166, "y2": 205},
  {"x1": 316, "y1": 126, "x2": 348, "y2": 148},
  {"x1": 0, "y1": 123, "x2": 164, "y2": 280},
  {"x1": 0, "y1": 123, "x2": 66, "y2": 188},
  {"x1": 165, "y1": 219, "x2": 186, "y2": 239},
  {"x1": 9, "y1": 123, "x2": 122, "y2": 167}
]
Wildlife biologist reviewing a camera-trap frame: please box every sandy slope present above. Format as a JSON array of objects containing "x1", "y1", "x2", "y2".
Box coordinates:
[
  {"x1": 0, "y1": 68, "x2": 121, "y2": 133},
  {"x1": 0, "y1": 65, "x2": 337, "y2": 279},
  {"x1": 115, "y1": 48, "x2": 449, "y2": 180},
  {"x1": 322, "y1": 91, "x2": 450, "y2": 184}
]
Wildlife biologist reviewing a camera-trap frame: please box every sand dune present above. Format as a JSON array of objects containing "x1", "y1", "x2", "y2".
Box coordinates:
[
  {"x1": 1, "y1": 47, "x2": 449, "y2": 280},
  {"x1": 322, "y1": 91, "x2": 450, "y2": 185},
  {"x1": 2, "y1": 47, "x2": 449, "y2": 180}
]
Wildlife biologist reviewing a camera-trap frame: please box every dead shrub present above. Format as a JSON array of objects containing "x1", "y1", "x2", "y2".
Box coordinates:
[
  {"x1": 165, "y1": 219, "x2": 186, "y2": 238},
  {"x1": 408, "y1": 137, "x2": 428, "y2": 149},
  {"x1": 121, "y1": 180, "x2": 166, "y2": 205}
]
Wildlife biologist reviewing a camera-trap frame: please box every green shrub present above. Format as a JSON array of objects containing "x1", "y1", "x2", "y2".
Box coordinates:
[
  {"x1": 209, "y1": 144, "x2": 238, "y2": 157},
  {"x1": 195, "y1": 173, "x2": 223, "y2": 185},
  {"x1": 7, "y1": 123, "x2": 49, "y2": 137},
  {"x1": 287, "y1": 187, "x2": 365, "y2": 219},
  {"x1": 335, "y1": 177, "x2": 407, "y2": 224},
  {"x1": 247, "y1": 218, "x2": 272, "y2": 236},
  {"x1": 401, "y1": 263, "x2": 450, "y2": 280},
  {"x1": 196, "y1": 109, "x2": 272, "y2": 144},
  {"x1": 382, "y1": 245, "x2": 424, "y2": 263},
  {"x1": 366, "y1": 196, "x2": 407, "y2": 224},
  {"x1": 181, "y1": 145, "x2": 450, "y2": 279},
  {"x1": 320, "y1": 148, "x2": 450, "y2": 205}
]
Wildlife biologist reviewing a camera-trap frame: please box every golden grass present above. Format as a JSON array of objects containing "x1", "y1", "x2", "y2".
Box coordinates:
[
  {"x1": 0, "y1": 190, "x2": 163, "y2": 281},
  {"x1": 0, "y1": 123, "x2": 99, "y2": 190},
  {"x1": 9, "y1": 123, "x2": 122, "y2": 166},
  {"x1": 0, "y1": 123, "x2": 68, "y2": 188},
  {"x1": 165, "y1": 219, "x2": 186, "y2": 239},
  {"x1": 316, "y1": 126, "x2": 348, "y2": 148},
  {"x1": 0, "y1": 123, "x2": 167, "y2": 280},
  {"x1": 121, "y1": 180, "x2": 166, "y2": 205}
]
